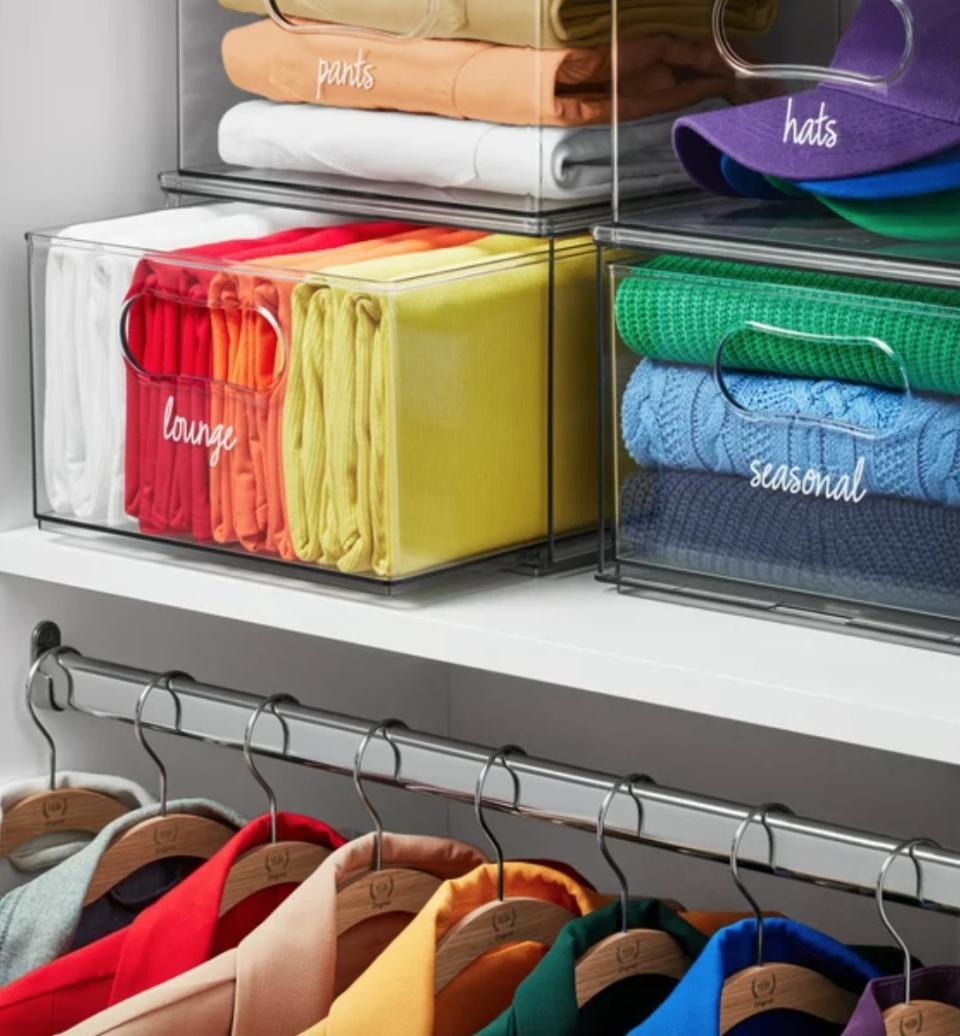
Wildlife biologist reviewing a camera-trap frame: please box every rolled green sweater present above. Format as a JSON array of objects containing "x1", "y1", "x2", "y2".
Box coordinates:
[{"x1": 615, "y1": 255, "x2": 960, "y2": 395}]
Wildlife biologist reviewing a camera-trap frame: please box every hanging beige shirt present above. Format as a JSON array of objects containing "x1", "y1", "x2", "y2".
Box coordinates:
[
  {"x1": 61, "y1": 833, "x2": 486, "y2": 1036},
  {"x1": 217, "y1": 0, "x2": 780, "y2": 48}
]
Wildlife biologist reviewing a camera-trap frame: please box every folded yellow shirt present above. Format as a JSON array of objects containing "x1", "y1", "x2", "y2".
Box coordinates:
[
  {"x1": 218, "y1": 0, "x2": 779, "y2": 47},
  {"x1": 283, "y1": 233, "x2": 597, "y2": 578}
]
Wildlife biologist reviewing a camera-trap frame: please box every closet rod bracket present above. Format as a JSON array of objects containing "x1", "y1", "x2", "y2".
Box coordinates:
[{"x1": 31, "y1": 621, "x2": 61, "y2": 663}]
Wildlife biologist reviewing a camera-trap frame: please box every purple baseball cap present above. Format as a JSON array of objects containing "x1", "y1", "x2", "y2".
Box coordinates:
[{"x1": 674, "y1": 0, "x2": 960, "y2": 195}]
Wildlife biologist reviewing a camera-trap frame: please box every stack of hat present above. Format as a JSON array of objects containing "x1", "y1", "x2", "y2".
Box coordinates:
[{"x1": 672, "y1": 0, "x2": 960, "y2": 242}]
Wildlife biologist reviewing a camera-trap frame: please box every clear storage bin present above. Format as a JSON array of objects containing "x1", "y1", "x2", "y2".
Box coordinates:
[
  {"x1": 599, "y1": 194, "x2": 960, "y2": 642},
  {"x1": 175, "y1": 0, "x2": 787, "y2": 230},
  {"x1": 612, "y1": 0, "x2": 849, "y2": 221},
  {"x1": 29, "y1": 203, "x2": 598, "y2": 589}
]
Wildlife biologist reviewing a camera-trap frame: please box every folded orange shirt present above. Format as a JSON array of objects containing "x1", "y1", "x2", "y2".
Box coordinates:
[
  {"x1": 223, "y1": 20, "x2": 748, "y2": 127},
  {"x1": 209, "y1": 226, "x2": 486, "y2": 560}
]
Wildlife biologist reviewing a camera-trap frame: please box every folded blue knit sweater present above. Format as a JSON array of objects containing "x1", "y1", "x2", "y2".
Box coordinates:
[{"x1": 622, "y1": 360, "x2": 960, "y2": 507}]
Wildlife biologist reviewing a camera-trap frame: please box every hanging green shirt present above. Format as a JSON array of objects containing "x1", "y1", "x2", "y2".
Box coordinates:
[{"x1": 474, "y1": 899, "x2": 709, "y2": 1036}]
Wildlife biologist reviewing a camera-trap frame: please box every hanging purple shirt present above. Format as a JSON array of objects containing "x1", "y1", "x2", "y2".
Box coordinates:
[{"x1": 843, "y1": 967, "x2": 960, "y2": 1034}]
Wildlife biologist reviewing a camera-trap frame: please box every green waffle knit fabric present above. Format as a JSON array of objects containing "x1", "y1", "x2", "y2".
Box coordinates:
[{"x1": 615, "y1": 255, "x2": 960, "y2": 395}]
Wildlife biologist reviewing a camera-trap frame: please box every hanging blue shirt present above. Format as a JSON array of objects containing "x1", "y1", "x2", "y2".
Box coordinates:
[{"x1": 627, "y1": 918, "x2": 881, "y2": 1036}]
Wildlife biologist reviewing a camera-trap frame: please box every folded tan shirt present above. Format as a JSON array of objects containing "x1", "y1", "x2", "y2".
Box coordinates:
[
  {"x1": 218, "y1": 0, "x2": 779, "y2": 49},
  {"x1": 224, "y1": 21, "x2": 752, "y2": 126}
]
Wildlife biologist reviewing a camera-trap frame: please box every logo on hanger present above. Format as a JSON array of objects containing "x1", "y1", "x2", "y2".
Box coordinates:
[
  {"x1": 615, "y1": 937, "x2": 642, "y2": 974},
  {"x1": 492, "y1": 906, "x2": 517, "y2": 941},
  {"x1": 751, "y1": 971, "x2": 777, "y2": 1009},
  {"x1": 782, "y1": 97, "x2": 839, "y2": 149},
  {"x1": 316, "y1": 49, "x2": 376, "y2": 95},
  {"x1": 162, "y1": 396, "x2": 238, "y2": 469},
  {"x1": 749, "y1": 457, "x2": 867, "y2": 504},
  {"x1": 42, "y1": 795, "x2": 68, "y2": 827},
  {"x1": 369, "y1": 875, "x2": 395, "y2": 909},
  {"x1": 899, "y1": 1010, "x2": 924, "y2": 1034},
  {"x1": 153, "y1": 823, "x2": 179, "y2": 854},
  {"x1": 265, "y1": 848, "x2": 291, "y2": 880}
]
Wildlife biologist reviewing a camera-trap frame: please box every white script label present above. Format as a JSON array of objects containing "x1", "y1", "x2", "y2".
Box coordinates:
[
  {"x1": 749, "y1": 456, "x2": 867, "y2": 504},
  {"x1": 316, "y1": 49, "x2": 376, "y2": 94},
  {"x1": 782, "y1": 96, "x2": 838, "y2": 149},
  {"x1": 162, "y1": 396, "x2": 238, "y2": 469}
]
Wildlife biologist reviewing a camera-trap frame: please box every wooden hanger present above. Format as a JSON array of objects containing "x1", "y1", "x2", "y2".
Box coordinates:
[
  {"x1": 218, "y1": 695, "x2": 331, "y2": 917},
  {"x1": 83, "y1": 672, "x2": 237, "y2": 908},
  {"x1": 719, "y1": 804, "x2": 858, "y2": 1033},
  {"x1": 878, "y1": 839, "x2": 960, "y2": 1036},
  {"x1": 575, "y1": 774, "x2": 691, "y2": 1008},
  {"x1": 433, "y1": 746, "x2": 576, "y2": 994},
  {"x1": 336, "y1": 720, "x2": 444, "y2": 936},
  {"x1": 1, "y1": 646, "x2": 133, "y2": 858}
]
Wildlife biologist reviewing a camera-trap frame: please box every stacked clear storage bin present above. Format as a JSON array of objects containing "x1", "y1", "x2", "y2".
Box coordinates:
[
  {"x1": 29, "y1": 206, "x2": 598, "y2": 588},
  {"x1": 599, "y1": 1, "x2": 960, "y2": 641}
]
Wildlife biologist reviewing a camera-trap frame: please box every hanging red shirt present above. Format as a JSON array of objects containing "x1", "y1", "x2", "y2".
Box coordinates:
[{"x1": 0, "y1": 812, "x2": 345, "y2": 1036}]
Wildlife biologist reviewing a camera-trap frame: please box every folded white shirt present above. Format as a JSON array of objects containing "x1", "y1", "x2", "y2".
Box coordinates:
[
  {"x1": 42, "y1": 203, "x2": 337, "y2": 525},
  {"x1": 218, "y1": 100, "x2": 710, "y2": 201},
  {"x1": 0, "y1": 771, "x2": 153, "y2": 895}
]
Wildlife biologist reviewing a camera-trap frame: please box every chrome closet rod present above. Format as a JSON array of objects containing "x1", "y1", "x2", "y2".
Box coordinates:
[{"x1": 30, "y1": 625, "x2": 960, "y2": 916}]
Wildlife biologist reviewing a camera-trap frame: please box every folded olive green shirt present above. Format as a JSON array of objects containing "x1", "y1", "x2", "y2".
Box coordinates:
[{"x1": 219, "y1": 0, "x2": 778, "y2": 47}]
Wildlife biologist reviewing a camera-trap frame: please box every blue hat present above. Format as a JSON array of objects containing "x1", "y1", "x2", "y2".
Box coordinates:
[{"x1": 796, "y1": 146, "x2": 960, "y2": 199}]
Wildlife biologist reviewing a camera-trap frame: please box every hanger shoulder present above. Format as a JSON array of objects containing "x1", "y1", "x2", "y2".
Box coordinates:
[
  {"x1": 883, "y1": 1000, "x2": 960, "y2": 1035},
  {"x1": 434, "y1": 897, "x2": 574, "y2": 995},
  {"x1": 575, "y1": 929, "x2": 690, "y2": 1008},
  {"x1": 219, "y1": 841, "x2": 330, "y2": 918},
  {"x1": 720, "y1": 964, "x2": 859, "y2": 1034},
  {"x1": 83, "y1": 814, "x2": 234, "y2": 907},
  {"x1": 0, "y1": 789, "x2": 129, "y2": 857},
  {"x1": 336, "y1": 867, "x2": 442, "y2": 937}
]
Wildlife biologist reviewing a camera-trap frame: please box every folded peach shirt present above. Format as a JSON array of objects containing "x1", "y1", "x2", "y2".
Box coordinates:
[{"x1": 223, "y1": 21, "x2": 748, "y2": 126}]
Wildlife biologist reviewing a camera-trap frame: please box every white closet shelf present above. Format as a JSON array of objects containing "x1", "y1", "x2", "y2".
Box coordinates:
[{"x1": 2, "y1": 524, "x2": 959, "y2": 766}]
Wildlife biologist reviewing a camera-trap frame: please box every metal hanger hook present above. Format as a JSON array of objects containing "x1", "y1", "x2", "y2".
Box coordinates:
[
  {"x1": 876, "y1": 837, "x2": 941, "y2": 1006},
  {"x1": 244, "y1": 694, "x2": 298, "y2": 844},
  {"x1": 25, "y1": 645, "x2": 78, "y2": 791},
  {"x1": 354, "y1": 719, "x2": 409, "y2": 872},
  {"x1": 598, "y1": 774, "x2": 656, "y2": 933},
  {"x1": 730, "y1": 802, "x2": 795, "y2": 966},
  {"x1": 475, "y1": 745, "x2": 528, "y2": 902},
  {"x1": 135, "y1": 671, "x2": 190, "y2": 818}
]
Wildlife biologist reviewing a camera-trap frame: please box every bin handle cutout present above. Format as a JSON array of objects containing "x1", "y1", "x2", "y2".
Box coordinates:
[
  {"x1": 264, "y1": 0, "x2": 459, "y2": 41},
  {"x1": 713, "y1": 321, "x2": 912, "y2": 441},
  {"x1": 119, "y1": 291, "x2": 288, "y2": 395},
  {"x1": 712, "y1": 0, "x2": 914, "y2": 88}
]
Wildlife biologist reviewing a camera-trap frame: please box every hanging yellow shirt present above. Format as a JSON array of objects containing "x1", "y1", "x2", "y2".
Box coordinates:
[{"x1": 300, "y1": 861, "x2": 604, "y2": 1036}]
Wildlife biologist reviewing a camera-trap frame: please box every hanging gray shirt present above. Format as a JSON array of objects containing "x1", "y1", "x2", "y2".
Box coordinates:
[{"x1": 0, "y1": 798, "x2": 244, "y2": 984}]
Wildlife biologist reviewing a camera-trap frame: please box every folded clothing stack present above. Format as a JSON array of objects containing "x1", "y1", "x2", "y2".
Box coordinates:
[
  {"x1": 671, "y1": 0, "x2": 960, "y2": 241},
  {"x1": 215, "y1": 0, "x2": 777, "y2": 200},
  {"x1": 43, "y1": 209, "x2": 597, "y2": 578},
  {"x1": 43, "y1": 203, "x2": 326, "y2": 526},
  {"x1": 615, "y1": 256, "x2": 960, "y2": 612}
]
